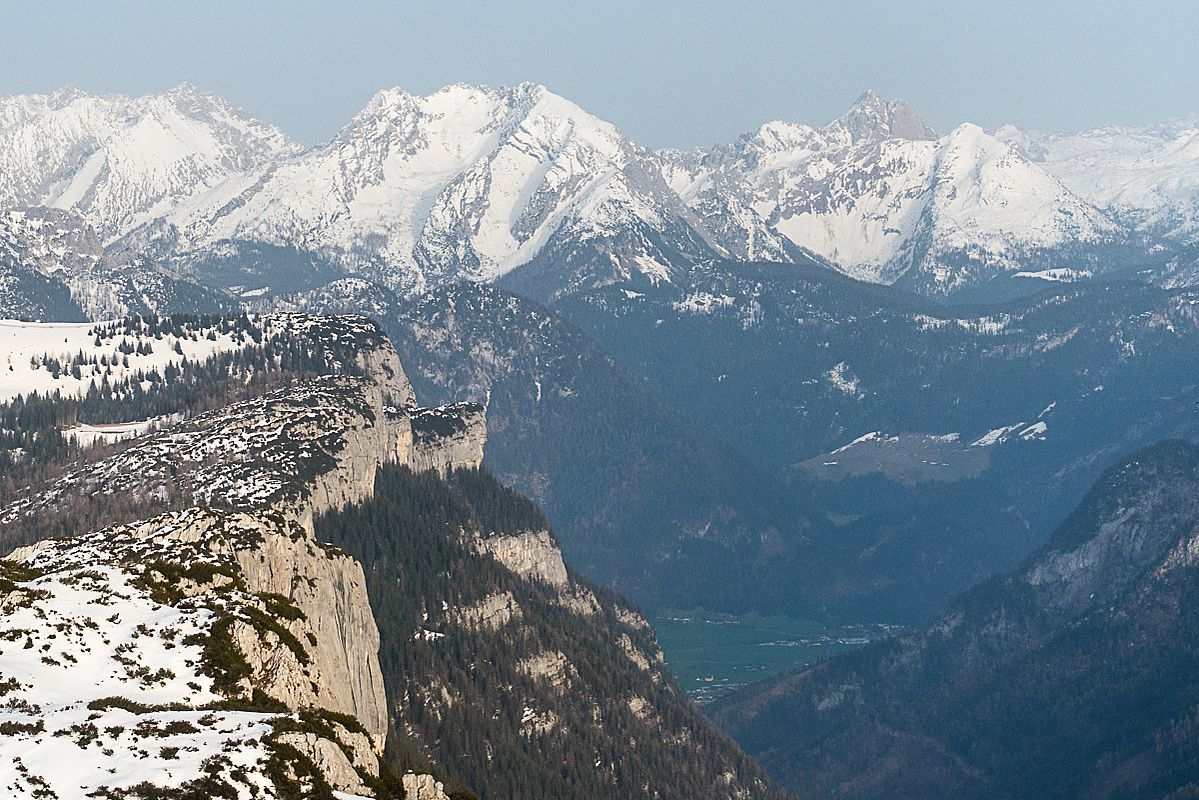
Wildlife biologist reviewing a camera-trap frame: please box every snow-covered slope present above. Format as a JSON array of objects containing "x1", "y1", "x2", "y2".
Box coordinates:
[
  {"x1": 0, "y1": 84, "x2": 300, "y2": 241},
  {"x1": 0, "y1": 205, "x2": 230, "y2": 321},
  {"x1": 0, "y1": 83, "x2": 1177, "y2": 301},
  {"x1": 0, "y1": 316, "x2": 247, "y2": 402},
  {"x1": 996, "y1": 117, "x2": 1199, "y2": 241},
  {"x1": 670, "y1": 92, "x2": 1125, "y2": 294},
  {"x1": 0, "y1": 313, "x2": 407, "y2": 404},
  {"x1": 0, "y1": 509, "x2": 388, "y2": 799},
  {"x1": 0, "y1": 309, "x2": 781, "y2": 799},
  {"x1": 0, "y1": 316, "x2": 492, "y2": 797},
  {"x1": 155, "y1": 83, "x2": 721, "y2": 295}
]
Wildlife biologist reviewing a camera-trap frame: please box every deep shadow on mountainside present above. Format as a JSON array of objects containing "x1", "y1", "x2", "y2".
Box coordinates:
[
  {"x1": 91, "y1": 249, "x2": 1199, "y2": 625},
  {"x1": 384, "y1": 281, "x2": 820, "y2": 616},
  {"x1": 317, "y1": 464, "x2": 790, "y2": 800},
  {"x1": 11, "y1": 207, "x2": 1199, "y2": 624},
  {"x1": 514, "y1": 259, "x2": 1199, "y2": 619},
  {"x1": 710, "y1": 439, "x2": 1199, "y2": 800}
]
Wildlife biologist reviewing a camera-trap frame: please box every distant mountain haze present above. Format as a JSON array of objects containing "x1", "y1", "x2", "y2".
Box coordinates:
[{"x1": 2, "y1": 83, "x2": 1197, "y2": 303}]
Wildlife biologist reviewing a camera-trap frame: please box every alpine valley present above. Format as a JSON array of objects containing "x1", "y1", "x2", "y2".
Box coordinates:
[{"x1": 3, "y1": 80, "x2": 1199, "y2": 798}]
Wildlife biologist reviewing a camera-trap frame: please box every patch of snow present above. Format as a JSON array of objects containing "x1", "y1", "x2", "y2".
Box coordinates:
[
  {"x1": 0, "y1": 318, "x2": 246, "y2": 403},
  {"x1": 832, "y1": 431, "x2": 895, "y2": 453},
  {"x1": 64, "y1": 413, "x2": 184, "y2": 448},
  {"x1": 0, "y1": 522, "x2": 284, "y2": 798},
  {"x1": 970, "y1": 423, "x2": 1026, "y2": 447},
  {"x1": 672, "y1": 292, "x2": 734, "y2": 315},
  {"x1": 1013, "y1": 267, "x2": 1094, "y2": 282},
  {"x1": 826, "y1": 361, "x2": 862, "y2": 396},
  {"x1": 1019, "y1": 421, "x2": 1049, "y2": 441}
]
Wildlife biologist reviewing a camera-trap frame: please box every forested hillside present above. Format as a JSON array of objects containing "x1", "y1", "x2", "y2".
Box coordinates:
[
  {"x1": 712, "y1": 440, "x2": 1199, "y2": 799},
  {"x1": 318, "y1": 464, "x2": 790, "y2": 800}
]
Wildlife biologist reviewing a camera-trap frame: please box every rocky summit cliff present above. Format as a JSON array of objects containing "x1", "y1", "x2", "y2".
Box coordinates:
[
  {"x1": 0, "y1": 314, "x2": 484, "y2": 797},
  {"x1": 0, "y1": 313, "x2": 785, "y2": 800}
]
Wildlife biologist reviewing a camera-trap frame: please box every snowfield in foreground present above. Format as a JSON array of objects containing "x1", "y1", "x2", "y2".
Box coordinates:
[{"x1": 0, "y1": 519, "x2": 287, "y2": 798}]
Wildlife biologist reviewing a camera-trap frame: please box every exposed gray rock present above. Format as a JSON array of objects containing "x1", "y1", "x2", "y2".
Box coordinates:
[
  {"x1": 402, "y1": 773, "x2": 451, "y2": 800},
  {"x1": 233, "y1": 519, "x2": 389, "y2": 747},
  {"x1": 409, "y1": 402, "x2": 487, "y2": 475},
  {"x1": 477, "y1": 529, "x2": 568, "y2": 587},
  {"x1": 276, "y1": 729, "x2": 378, "y2": 796},
  {"x1": 452, "y1": 590, "x2": 521, "y2": 631}
]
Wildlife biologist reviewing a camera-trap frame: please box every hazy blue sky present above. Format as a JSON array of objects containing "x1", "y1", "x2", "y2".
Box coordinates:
[{"x1": 3, "y1": 1, "x2": 1197, "y2": 147}]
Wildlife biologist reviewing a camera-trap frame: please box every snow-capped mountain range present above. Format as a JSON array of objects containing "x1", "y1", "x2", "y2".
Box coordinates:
[
  {"x1": 664, "y1": 91, "x2": 1128, "y2": 295},
  {"x1": 0, "y1": 84, "x2": 299, "y2": 240},
  {"x1": 996, "y1": 116, "x2": 1199, "y2": 240},
  {"x1": 0, "y1": 206, "x2": 228, "y2": 320},
  {"x1": 2, "y1": 82, "x2": 1198, "y2": 301}
]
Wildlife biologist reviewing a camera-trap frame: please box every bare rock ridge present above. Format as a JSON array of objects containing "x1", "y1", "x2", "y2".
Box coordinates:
[
  {"x1": 0, "y1": 319, "x2": 484, "y2": 536},
  {"x1": 828, "y1": 88, "x2": 939, "y2": 144},
  {"x1": 409, "y1": 402, "x2": 488, "y2": 475}
]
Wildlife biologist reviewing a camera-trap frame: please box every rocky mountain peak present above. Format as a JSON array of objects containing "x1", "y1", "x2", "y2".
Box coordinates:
[
  {"x1": 1, "y1": 82, "x2": 1185, "y2": 301},
  {"x1": 0, "y1": 85, "x2": 303, "y2": 243},
  {"x1": 825, "y1": 88, "x2": 939, "y2": 145},
  {"x1": 45, "y1": 84, "x2": 90, "y2": 109}
]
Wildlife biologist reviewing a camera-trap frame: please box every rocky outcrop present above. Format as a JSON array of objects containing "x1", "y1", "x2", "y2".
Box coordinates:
[
  {"x1": 477, "y1": 529, "x2": 569, "y2": 587},
  {"x1": 0, "y1": 313, "x2": 579, "y2": 798},
  {"x1": 9, "y1": 507, "x2": 389, "y2": 747},
  {"x1": 452, "y1": 590, "x2": 521, "y2": 631},
  {"x1": 1, "y1": 507, "x2": 395, "y2": 797},
  {"x1": 517, "y1": 649, "x2": 574, "y2": 689},
  {"x1": 355, "y1": 327, "x2": 417, "y2": 408},
  {"x1": 403, "y1": 773, "x2": 452, "y2": 800},
  {"x1": 277, "y1": 726, "x2": 380, "y2": 796},
  {"x1": 287, "y1": 379, "x2": 413, "y2": 531},
  {"x1": 231, "y1": 516, "x2": 389, "y2": 746},
  {"x1": 409, "y1": 402, "x2": 487, "y2": 474},
  {"x1": 2, "y1": 368, "x2": 483, "y2": 542}
]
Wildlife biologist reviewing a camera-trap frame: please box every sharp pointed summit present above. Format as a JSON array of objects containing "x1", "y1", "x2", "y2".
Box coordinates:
[{"x1": 825, "y1": 89, "x2": 939, "y2": 144}]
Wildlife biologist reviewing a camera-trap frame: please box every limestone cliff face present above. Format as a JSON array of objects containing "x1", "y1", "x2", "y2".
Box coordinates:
[
  {"x1": 409, "y1": 402, "x2": 487, "y2": 475},
  {"x1": 288, "y1": 380, "x2": 412, "y2": 532},
  {"x1": 402, "y1": 773, "x2": 452, "y2": 800},
  {"x1": 0, "y1": 316, "x2": 496, "y2": 797},
  {"x1": 2, "y1": 364, "x2": 483, "y2": 540},
  {"x1": 478, "y1": 529, "x2": 569, "y2": 587},
  {"x1": 4, "y1": 506, "x2": 393, "y2": 796},
  {"x1": 11, "y1": 508, "x2": 388, "y2": 747},
  {"x1": 451, "y1": 590, "x2": 522, "y2": 631},
  {"x1": 273, "y1": 313, "x2": 417, "y2": 409},
  {"x1": 353, "y1": 324, "x2": 418, "y2": 408},
  {"x1": 230, "y1": 515, "x2": 389, "y2": 746}
]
